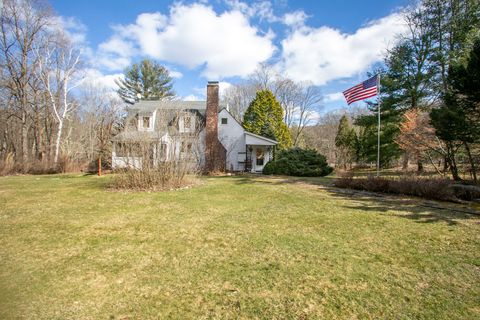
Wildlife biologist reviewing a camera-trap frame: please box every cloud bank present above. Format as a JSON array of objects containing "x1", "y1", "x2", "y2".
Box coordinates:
[
  {"x1": 97, "y1": 2, "x2": 276, "y2": 79},
  {"x1": 279, "y1": 13, "x2": 406, "y2": 85}
]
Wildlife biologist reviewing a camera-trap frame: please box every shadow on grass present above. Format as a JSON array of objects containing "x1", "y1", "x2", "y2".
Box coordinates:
[
  {"x1": 225, "y1": 174, "x2": 479, "y2": 226},
  {"x1": 225, "y1": 174, "x2": 334, "y2": 188}
]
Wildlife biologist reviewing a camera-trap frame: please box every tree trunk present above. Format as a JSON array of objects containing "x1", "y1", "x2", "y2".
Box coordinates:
[
  {"x1": 97, "y1": 156, "x2": 102, "y2": 176},
  {"x1": 402, "y1": 151, "x2": 409, "y2": 170},
  {"x1": 54, "y1": 120, "x2": 63, "y2": 165},
  {"x1": 416, "y1": 152, "x2": 423, "y2": 173},
  {"x1": 21, "y1": 110, "x2": 29, "y2": 169},
  {"x1": 464, "y1": 142, "x2": 477, "y2": 183},
  {"x1": 446, "y1": 143, "x2": 461, "y2": 181},
  {"x1": 417, "y1": 160, "x2": 424, "y2": 173}
]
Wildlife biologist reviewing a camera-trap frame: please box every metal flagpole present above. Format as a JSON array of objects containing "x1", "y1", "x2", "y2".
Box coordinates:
[{"x1": 376, "y1": 73, "x2": 381, "y2": 177}]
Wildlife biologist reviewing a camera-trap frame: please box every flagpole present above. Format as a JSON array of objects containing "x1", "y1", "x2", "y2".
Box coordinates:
[{"x1": 376, "y1": 73, "x2": 381, "y2": 177}]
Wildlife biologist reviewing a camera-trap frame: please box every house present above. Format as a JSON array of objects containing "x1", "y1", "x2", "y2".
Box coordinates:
[{"x1": 111, "y1": 81, "x2": 278, "y2": 172}]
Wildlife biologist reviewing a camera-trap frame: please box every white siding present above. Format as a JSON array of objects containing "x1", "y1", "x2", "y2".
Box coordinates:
[
  {"x1": 112, "y1": 155, "x2": 142, "y2": 169},
  {"x1": 218, "y1": 109, "x2": 246, "y2": 171}
]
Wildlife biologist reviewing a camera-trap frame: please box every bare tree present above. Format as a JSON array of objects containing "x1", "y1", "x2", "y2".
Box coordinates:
[
  {"x1": 274, "y1": 78, "x2": 301, "y2": 127},
  {"x1": 222, "y1": 64, "x2": 323, "y2": 146},
  {"x1": 0, "y1": 0, "x2": 52, "y2": 165},
  {"x1": 77, "y1": 84, "x2": 123, "y2": 172},
  {"x1": 289, "y1": 83, "x2": 323, "y2": 146},
  {"x1": 222, "y1": 83, "x2": 256, "y2": 122},
  {"x1": 36, "y1": 32, "x2": 83, "y2": 165}
]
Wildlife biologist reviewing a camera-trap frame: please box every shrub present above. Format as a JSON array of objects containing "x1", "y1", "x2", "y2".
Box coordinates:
[
  {"x1": 0, "y1": 153, "x2": 15, "y2": 176},
  {"x1": 334, "y1": 175, "x2": 459, "y2": 202},
  {"x1": 263, "y1": 147, "x2": 333, "y2": 177},
  {"x1": 111, "y1": 164, "x2": 198, "y2": 191}
]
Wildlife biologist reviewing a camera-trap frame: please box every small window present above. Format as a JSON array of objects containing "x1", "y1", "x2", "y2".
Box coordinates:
[
  {"x1": 181, "y1": 141, "x2": 192, "y2": 153},
  {"x1": 221, "y1": 118, "x2": 228, "y2": 125},
  {"x1": 184, "y1": 116, "x2": 192, "y2": 129},
  {"x1": 115, "y1": 142, "x2": 127, "y2": 157},
  {"x1": 159, "y1": 143, "x2": 167, "y2": 160},
  {"x1": 143, "y1": 117, "x2": 150, "y2": 128}
]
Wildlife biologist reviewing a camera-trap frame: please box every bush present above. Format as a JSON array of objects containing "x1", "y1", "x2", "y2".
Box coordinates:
[
  {"x1": 0, "y1": 152, "x2": 94, "y2": 175},
  {"x1": 334, "y1": 175, "x2": 459, "y2": 202},
  {"x1": 111, "y1": 164, "x2": 198, "y2": 191},
  {"x1": 263, "y1": 147, "x2": 333, "y2": 177},
  {"x1": 0, "y1": 153, "x2": 15, "y2": 176}
]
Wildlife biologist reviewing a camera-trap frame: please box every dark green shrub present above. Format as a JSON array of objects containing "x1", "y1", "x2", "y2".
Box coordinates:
[{"x1": 263, "y1": 147, "x2": 333, "y2": 177}]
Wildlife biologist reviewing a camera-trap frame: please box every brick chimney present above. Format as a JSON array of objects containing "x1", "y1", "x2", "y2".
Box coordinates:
[{"x1": 205, "y1": 81, "x2": 225, "y2": 172}]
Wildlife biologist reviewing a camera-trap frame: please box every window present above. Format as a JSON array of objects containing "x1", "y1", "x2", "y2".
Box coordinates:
[
  {"x1": 181, "y1": 141, "x2": 192, "y2": 153},
  {"x1": 143, "y1": 117, "x2": 150, "y2": 129},
  {"x1": 115, "y1": 142, "x2": 127, "y2": 157},
  {"x1": 221, "y1": 118, "x2": 228, "y2": 125},
  {"x1": 184, "y1": 116, "x2": 192, "y2": 129},
  {"x1": 159, "y1": 143, "x2": 167, "y2": 160}
]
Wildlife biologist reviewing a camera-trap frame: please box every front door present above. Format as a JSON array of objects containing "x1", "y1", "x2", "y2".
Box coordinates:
[{"x1": 255, "y1": 147, "x2": 265, "y2": 172}]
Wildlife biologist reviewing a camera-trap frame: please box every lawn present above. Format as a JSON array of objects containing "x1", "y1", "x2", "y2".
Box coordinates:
[{"x1": 0, "y1": 174, "x2": 479, "y2": 319}]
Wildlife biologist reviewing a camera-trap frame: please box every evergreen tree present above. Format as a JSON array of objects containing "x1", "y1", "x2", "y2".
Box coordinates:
[
  {"x1": 354, "y1": 71, "x2": 403, "y2": 167},
  {"x1": 430, "y1": 37, "x2": 480, "y2": 181},
  {"x1": 116, "y1": 59, "x2": 175, "y2": 104},
  {"x1": 243, "y1": 90, "x2": 292, "y2": 150}
]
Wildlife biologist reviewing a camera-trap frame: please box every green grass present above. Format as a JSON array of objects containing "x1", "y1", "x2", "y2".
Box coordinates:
[{"x1": 0, "y1": 174, "x2": 479, "y2": 319}]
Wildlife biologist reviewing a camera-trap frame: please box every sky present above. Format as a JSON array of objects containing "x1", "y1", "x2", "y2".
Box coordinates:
[{"x1": 49, "y1": 0, "x2": 412, "y2": 114}]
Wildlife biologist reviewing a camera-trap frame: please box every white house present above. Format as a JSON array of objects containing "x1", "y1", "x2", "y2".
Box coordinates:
[{"x1": 112, "y1": 81, "x2": 278, "y2": 172}]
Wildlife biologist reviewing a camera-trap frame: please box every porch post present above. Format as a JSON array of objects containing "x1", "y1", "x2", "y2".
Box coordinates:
[{"x1": 245, "y1": 144, "x2": 248, "y2": 172}]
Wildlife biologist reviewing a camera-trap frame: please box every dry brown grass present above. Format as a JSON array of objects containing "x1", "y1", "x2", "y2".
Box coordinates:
[{"x1": 334, "y1": 174, "x2": 459, "y2": 202}]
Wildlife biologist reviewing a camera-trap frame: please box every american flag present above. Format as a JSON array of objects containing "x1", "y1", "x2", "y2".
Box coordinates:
[{"x1": 343, "y1": 75, "x2": 379, "y2": 105}]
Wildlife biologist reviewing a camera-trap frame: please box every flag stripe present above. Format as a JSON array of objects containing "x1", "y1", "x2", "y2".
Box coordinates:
[
  {"x1": 347, "y1": 91, "x2": 378, "y2": 104},
  {"x1": 342, "y1": 75, "x2": 379, "y2": 105}
]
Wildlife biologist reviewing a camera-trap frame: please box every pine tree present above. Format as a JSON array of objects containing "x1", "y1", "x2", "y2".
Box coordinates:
[
  {"x1": 430, "y1": 37, "x2": 480, "y2": 181},
  {"x1": 243, "y1": 90, "x2": 292, "y2": 150},
  {"x1": 116, "y1": 59, "x2": 175, "y2": 104}
]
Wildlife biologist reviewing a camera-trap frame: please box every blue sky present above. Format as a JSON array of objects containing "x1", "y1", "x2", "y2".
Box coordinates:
[{"x1": 50, "y1": 0, "x2": 411, "y2": 113}]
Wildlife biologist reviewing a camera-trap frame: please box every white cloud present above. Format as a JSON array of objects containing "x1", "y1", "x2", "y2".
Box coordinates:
[
  {"x1": 183, "y1": 94, "x2": 202, "y2": 101},
  {"x1": 309, "y1": 110, "x2": 322, "y2": 123},
  {"x1": 283, "y1": 10, "x2": 308, "y2": 27},
  {"x1": 169, "y1": 70, "x2": 183, "y2": 79},
  {"x1": 83, "y1": 68, "x2": 123, "y2": 91},
  {"x1": 324, "y1": 92, "x2": 344, "y2": 102},
  {"x1": 224, "y1": 0, "x2": 280, "y2": 22},
  {"x1": 219, "y1": 81, "x2": 232, "y2": 96},
  {"x1": 279, "y1": 13, "x2": 406, "y2": 85},
  {"x1": 97, "y1": 3, "x2": 276, "y2": 78},
  {"x1": 96, "y1": 35, "x2": 136, "y2": 71},
  {"x1": 191, "y1": 81, "x2": 232, "y2": 99},
  {"x1": 50, "y1": 16, "x2": 88, "y2": 45}
]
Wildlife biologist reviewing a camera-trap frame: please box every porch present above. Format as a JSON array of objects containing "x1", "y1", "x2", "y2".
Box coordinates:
[{"x1": 241, "y1": 132, "x2": 278, "y2": 173}]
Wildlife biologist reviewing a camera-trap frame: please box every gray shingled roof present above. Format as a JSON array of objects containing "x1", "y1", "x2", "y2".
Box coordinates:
[
  {"x1": 128, "y1": 100, "x2": 226, "y2": 115},
  {"x1": 111, "y1": 131, "x2": 167, "y2": 142}
]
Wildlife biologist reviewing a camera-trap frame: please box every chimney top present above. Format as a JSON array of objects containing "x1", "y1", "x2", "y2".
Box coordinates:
[{"x1": 207, "y1": 81, "x2": 219, "y2": 85}]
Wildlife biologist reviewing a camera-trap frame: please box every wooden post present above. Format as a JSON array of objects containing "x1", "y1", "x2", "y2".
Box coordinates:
[{"x1": 98, "y1": 156, "x2": 102, "y2": 176}]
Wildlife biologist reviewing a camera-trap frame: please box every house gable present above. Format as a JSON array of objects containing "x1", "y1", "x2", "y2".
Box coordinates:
[{"x1": 245, "y1": 132, "x2": 278, "y2": 146}]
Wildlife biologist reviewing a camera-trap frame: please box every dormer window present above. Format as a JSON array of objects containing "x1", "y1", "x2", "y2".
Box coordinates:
[
  {"x1": 184, "y1": 116, "x2": 192, "y2": 129},
  {"x1": 180, "y1": 114, "x2": 194, "y2": 133},
  {"x1": 143, "y1": 117, "x2": 150, "y2": 129}
]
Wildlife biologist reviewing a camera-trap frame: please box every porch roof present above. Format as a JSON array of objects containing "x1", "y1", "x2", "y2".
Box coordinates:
[{"x1": 245, "y1": 132, "x2": 278, "y2": 146}]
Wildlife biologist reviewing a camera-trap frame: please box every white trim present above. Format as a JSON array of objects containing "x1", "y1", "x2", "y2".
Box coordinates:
[{"x1": 245, "y1": 131, "x2": 278, "y2": 145}]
